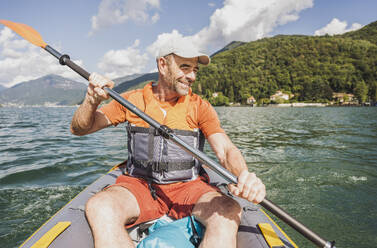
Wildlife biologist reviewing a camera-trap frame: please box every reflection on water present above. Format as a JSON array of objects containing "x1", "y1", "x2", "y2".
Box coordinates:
[{"x1": 0, "y1": 106, "x2": 376, "y2": 248}]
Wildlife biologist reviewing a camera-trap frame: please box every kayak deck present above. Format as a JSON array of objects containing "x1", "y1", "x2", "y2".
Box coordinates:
[{"x1": 20, "y1": 162, "x2": 297, "y2": 248}]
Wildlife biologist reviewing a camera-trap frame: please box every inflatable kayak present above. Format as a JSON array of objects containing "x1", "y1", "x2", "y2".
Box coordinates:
[{"x1": 19, "y1": 162, "x2": 298, "y2": 248}]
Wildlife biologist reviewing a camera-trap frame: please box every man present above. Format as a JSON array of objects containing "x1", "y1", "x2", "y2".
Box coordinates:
[{"x1": 70, "y1": 40, "x2": 266, "y2": 248}]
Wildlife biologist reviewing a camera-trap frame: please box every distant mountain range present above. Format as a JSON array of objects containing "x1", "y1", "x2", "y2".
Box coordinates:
[
  {"x1": 0, "y1": 71, "x2": 158, "y2": 106},
  {"x1": 0, "y1": 71, "x2": 159, "y2": 106},
  {"x1": 0, "y1": 74, "x2": 86, "y2": 106},
  {"x1": 114, "y1": 72, "x2": 158, "y2": 93},
  {"x1": 112, "y1": 74, "x2": 143, "y2": 86}
]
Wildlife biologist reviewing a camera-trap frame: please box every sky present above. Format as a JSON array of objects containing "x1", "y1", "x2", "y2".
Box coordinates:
[{"x1": 0, "y1": 0, "x2": 376, "y2": 88}]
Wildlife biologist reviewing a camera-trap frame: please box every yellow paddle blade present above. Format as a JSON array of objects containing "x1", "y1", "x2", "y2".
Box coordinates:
[{"x1": 0, "y1": 20, "x2": 47, "y2": 48}]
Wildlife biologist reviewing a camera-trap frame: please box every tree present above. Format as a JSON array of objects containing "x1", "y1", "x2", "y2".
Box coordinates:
[
  {"x1": 205, "y1": 89, "x2": 212, "y2": 99},
  {"x1": 354, "y1": 81, "x2": 368, "y2": 103},
  {"x1": 227, "y1": 86, "x2": 235, "y2": 102},
  {"x1": 209, "y1": 93, "x2": 230, "y2": 106},
  {"x1": 369, "y1": 81, "x2": 377, "y2": 103},
  {"x1": 257, "y1": 98, "x2": 270, "y2": 106}
]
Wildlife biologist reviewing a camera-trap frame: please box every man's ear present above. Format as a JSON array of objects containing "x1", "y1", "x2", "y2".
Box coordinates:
[{"x1": 157, "y1": 57, "x2": 168, "y2": 76}]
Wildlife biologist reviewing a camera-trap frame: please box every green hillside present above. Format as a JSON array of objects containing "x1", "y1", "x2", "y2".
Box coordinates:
[
  {"x1": 193, "y1": 21, "x2": 377, "y2": 105},
  {"x1": 211, "y1": 41, "x2": 246, "y2": 57},
  {"x1": 341, "y1": 21, "x2": 377, "y2": 45}
]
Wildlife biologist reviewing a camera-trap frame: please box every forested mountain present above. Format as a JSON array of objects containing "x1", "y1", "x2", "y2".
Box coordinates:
[
  {"x1": 341, "y1": 21, "x2": 377, "y2": 45},
  {"x1": 211, "y1": 41, "x2": 246, "y2": 57},
  {"x1": 193, "y1": 21, "x2": 377, "y2": 105}
]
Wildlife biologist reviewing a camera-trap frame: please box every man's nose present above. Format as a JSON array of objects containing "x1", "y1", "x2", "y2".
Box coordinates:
[{"x1": 185, "y1": 70, "x2": 196, "y2": 82}]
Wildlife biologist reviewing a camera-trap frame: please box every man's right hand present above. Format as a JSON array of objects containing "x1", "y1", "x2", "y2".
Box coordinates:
[{"x1": 87, "y1": 72, "x2": 115, "y2": 105}]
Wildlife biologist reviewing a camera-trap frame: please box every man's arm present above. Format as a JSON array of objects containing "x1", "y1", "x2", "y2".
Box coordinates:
[
  {"x1": 70, "y1": 73, "x2": 114, "y2": 136},
  {"x1": 207, "y1": 133, "x2": 266, "y2": 204}
]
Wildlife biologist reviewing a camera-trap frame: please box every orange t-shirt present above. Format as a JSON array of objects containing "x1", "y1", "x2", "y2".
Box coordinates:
[{"x1": 99, "y1": 82, "x2": 224, "y2": 138}]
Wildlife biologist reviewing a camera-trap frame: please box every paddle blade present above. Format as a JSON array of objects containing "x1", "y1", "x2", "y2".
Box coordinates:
[{"x1": 0, "y1": 20, "x2": 47, "y2": 48}]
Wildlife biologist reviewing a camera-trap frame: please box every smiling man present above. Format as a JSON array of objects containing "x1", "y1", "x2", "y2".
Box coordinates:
[{"x1": 70, "y1": 40, "x2": 266, "y2": 248}]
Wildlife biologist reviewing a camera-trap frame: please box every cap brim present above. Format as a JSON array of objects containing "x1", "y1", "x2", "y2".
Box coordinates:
[
  {"x1": 174, "y1": 51, "x2": 210, "y2": 66},
  {"x1": 198, "y1": 55, "x2": 210, "y2": 66}
]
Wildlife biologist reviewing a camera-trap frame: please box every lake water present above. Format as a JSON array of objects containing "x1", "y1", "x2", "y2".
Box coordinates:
[{"x1": 0, "y1": 106, "x2": 376, "y2": 248}]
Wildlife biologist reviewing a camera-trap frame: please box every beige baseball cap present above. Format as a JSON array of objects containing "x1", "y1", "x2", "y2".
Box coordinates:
[{"x1": 156, "y1": 39, "x2": 210, "y2": 65}]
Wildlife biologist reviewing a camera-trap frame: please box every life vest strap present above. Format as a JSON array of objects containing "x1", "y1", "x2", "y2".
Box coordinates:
[
  {"x1": 128, "y1": 125, "x2": 199, "y2": 137},
  {"x1": 133, "y1": 159, "x2": 195, "y2": 173}
]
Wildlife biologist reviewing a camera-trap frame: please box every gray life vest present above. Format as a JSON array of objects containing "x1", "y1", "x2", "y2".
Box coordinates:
[{"x1": 126, "y1": 123, "x2": 205, "y2": 184}]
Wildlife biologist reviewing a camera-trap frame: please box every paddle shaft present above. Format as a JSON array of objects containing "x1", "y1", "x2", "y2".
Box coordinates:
[{"x1": 45, "y1": 45, "x2": 335, "y2": 248}]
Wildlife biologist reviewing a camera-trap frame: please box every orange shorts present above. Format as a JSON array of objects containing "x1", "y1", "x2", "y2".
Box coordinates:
[{"x1": 110, "y1": 174, "x2": 219, "y2": 228}]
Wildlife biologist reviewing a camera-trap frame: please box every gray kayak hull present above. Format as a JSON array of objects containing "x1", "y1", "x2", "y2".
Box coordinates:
[{"x1": 20, "y1": 163, "x2": 298, "y2": 248}]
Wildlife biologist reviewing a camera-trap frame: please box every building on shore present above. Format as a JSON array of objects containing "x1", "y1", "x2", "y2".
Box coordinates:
[
  {"x1": 270, "y1": 91, "x2": 294, "y2": 102},
  {"x1": 332, "y1": 92, "x2": 357, "y2": 105},
  {"x1": 212, "y1": 92, "x2": 219, "y2": 98},
  {"x1": 246, "y1": 96, "x2": 256, "y2": 105},
  {"x1": 275, "y1": 103, "x2": 327, "y2": 107}
]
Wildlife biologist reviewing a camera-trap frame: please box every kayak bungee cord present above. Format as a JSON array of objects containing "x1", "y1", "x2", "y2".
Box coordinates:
[{"x1": 0, "y1": 19, "x2": 336, "y2": 248}]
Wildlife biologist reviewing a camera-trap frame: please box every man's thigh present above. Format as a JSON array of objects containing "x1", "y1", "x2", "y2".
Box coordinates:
[
  {"x1": 110, "y1": 175, "x2": 168, "y2": 227},
  {"x1": 158, "y1": 176, "x2": 220, "y2": 220}
]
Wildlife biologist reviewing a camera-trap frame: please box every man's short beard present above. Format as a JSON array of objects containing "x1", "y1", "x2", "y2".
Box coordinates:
[
  {"x1": 166, "y1": 67, "x2": 189, "y2": 96},
  {"x1": 174, "y1": 81, "x2": 190, "y2": 96}
]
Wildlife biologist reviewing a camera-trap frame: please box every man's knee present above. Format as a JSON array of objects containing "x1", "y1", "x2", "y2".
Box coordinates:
[
  {"x1": 86, "y1": 191, "x2": 114, "y2": 217},
  {"x1": 194, "y1": 192, "x2": 242, "y2": 226},
  {"x1": 85, "y1": 186, "x2": 140, "y2": 224}
]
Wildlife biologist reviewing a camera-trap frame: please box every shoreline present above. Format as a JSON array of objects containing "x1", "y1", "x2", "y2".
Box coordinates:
[
  {"x1": 222, "y1": 102, "x2": 376, "y2": 107},
  {"x1": 0, "y1": 103, "x2": 79, "y2": 108},
  {"x1": 1, "y1": 102, "x2": 375, "y2": 108}
]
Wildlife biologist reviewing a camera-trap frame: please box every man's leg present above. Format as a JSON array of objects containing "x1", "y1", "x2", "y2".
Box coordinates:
[
  {"x1": 85, "y1": 186, "x2": 140, "y2": 248},
  {"x1": 192, "y1": 191, "x2": 242, "y2": 248}
]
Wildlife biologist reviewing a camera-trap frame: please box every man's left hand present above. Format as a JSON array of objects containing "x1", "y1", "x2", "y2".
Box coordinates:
[{"x1": 228, "y1": 170, "x2": 266, "y2": 204}]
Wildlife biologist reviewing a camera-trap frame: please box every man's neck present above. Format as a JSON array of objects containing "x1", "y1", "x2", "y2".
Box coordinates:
[{"x1": 153, "y1": 80, "x2": 180, "y2": 103}]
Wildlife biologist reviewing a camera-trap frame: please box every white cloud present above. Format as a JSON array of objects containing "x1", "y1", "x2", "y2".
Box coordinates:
[
  {"x1": 146, "y1": 30, "x2": 198, "y2": 58},
  {"x1": 314, "y1": 18, "x2": 363, "y2": 36},
  {"x1": 97, "y1": 39, "x2": 149, "y2": 79},
  {"x1": 202, "y1": 0, "x2": 313, "y2": 44},
  {"x1": 0, "y1": 27, "x2": 84, "y2": 88},
  {"x1": 147, "y1": 0, "x2": 313, "y2": 57},
  {"x1": 151, "y1": 13, "x2": 160, "y2": 24},
  {"x1": 149, "y1": 68, "x2": 158, "y2": 73},
  {"x1": 208, "y1": 2, "x2": 216, "y2": 8},
  {"x1": 90, "y1": 0, "x2": 160, "y2": 35}
]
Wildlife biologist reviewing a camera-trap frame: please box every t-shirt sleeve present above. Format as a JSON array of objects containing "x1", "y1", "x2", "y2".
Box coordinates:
[
  {"x1": 198, "y1": 99, "x2": 225, "y2": 138},
  {"x1": 98, "y1": 94, "x2": 128, "y2": 126}
]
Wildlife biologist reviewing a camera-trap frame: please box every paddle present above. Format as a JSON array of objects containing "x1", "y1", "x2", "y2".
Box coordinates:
[{"x1": 0, "y1": 20, "x2": 335, "y2": 248}]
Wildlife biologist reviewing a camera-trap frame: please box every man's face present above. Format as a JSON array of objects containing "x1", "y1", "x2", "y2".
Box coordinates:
[{"x1": 164, "y1": 54, "x2": 199, "y2": 96}]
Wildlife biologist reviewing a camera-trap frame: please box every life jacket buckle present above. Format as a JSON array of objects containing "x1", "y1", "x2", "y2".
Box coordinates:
[
  {"x1": 151, "y1": 162, "x2": 159, "y2": 172},
  {"x1": 151, "y1": 162, "x2": 169, "y2": 172}
]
